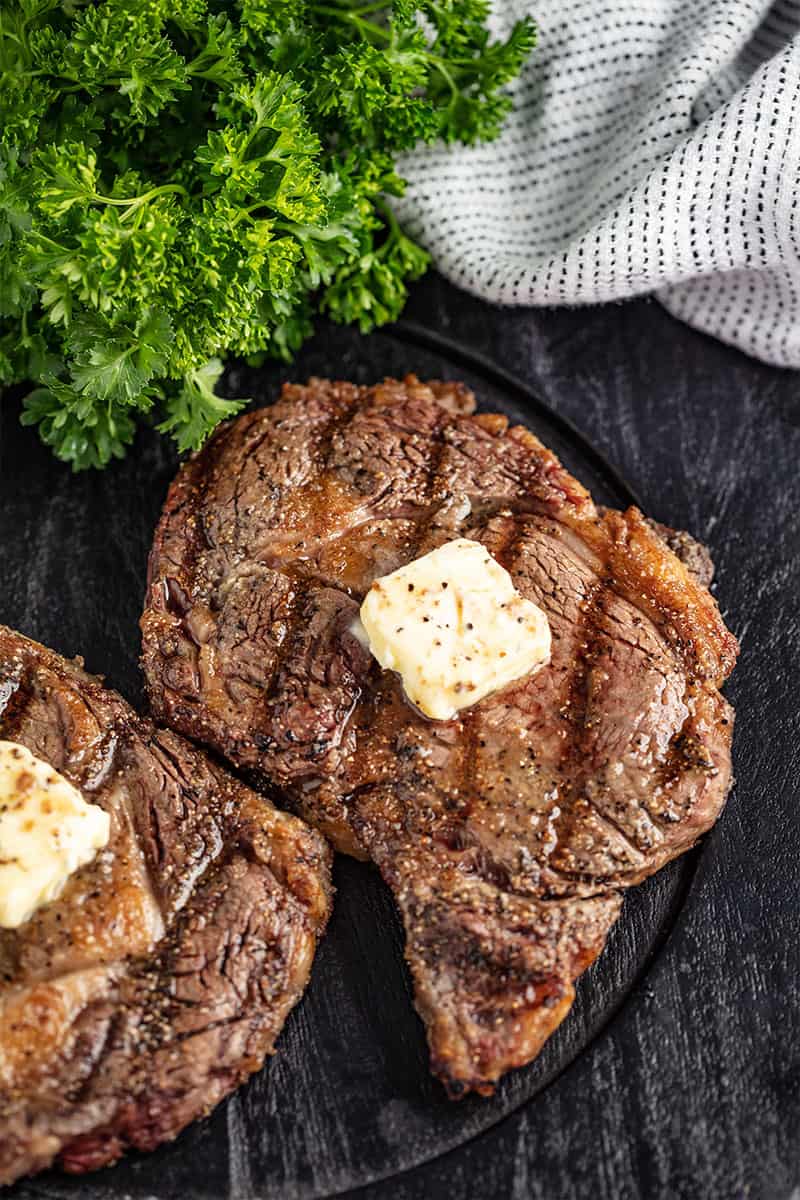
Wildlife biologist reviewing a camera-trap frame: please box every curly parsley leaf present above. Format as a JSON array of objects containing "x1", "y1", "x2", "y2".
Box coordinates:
[
  {"x1": 0, "y1": 0, "x2": 535, "y2": 468},
  {"x1": 67, "y1": 309, "x2": 173, "y2": 405},
  {"x1": 157, "y1": 358, "x2": 248, "y2": 452},
  {"x1": 21, "y1": 377, "x2": 138, "y2": 470}
]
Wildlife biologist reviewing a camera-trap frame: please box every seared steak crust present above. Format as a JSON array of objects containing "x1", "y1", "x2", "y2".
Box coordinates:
[
  {"x1": 141, "y1": 375, "x2": 738, "y2": 1097},
  {"x1": 0, "y1": 626, "x2": 331, "y2": 1185}
]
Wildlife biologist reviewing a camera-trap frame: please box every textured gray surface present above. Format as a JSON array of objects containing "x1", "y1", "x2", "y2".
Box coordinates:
[{"x1": 1, "y1": 277, "x2": 798, "y2": 1199}]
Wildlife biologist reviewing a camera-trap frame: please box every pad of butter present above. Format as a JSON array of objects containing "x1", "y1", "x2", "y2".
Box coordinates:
[
  {"x1": 359, "y1": 538, "x2": 551, "y2": 721},
  {"x1": 0, "y1": 741, "x2": 110, "y2": 929}
]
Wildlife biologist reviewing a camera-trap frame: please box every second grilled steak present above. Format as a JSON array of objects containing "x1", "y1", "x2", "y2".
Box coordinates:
[
  {"x1": 0, "y1": 626, "x2": 332, "y2": 1185},
  {"x1": 141, "y1": 375, "x2": 739, "y2": 1097}
]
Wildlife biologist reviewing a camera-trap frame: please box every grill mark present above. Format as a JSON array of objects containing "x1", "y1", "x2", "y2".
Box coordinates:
[
  {"x1": 312, "y1": 402, "x2": 461, "y2": 831},
  {"x1": 485, "y1": 511, "x2": 536, "y2": 576},
  {"x1": 227, "y1": 414, "x2": 299, "y2": 556},
  {"x1": 404, "y1": 408, "x2": 456, "y2": 557},
  {"x1": 650, "y1": 694, "x2": 722, "y2": 821},
  {"x1": 142, "y1": 734, "x2": 245, "y2": 919},
  {"x1": 154, "y1": 490, "x2": 207, "y2": 582},
  {"x1": 160, "y1": 836, "x2": 317, "y2": 974},
  {"x1": 319, "y1": 387, "x2": 374, "y2": 477},
  {"x1": 591, "y1": 603, "x2": 676, "y2": 676},
  {"x1": 458, "y1": 515, "x2": 526, "y2": 830},
  {"x1": 579, "y1": 796, "x2": 648, "y2": 866},
  {"x1": 66, "y1": 1001, "x2": 123, "y2": 1106},
  {"x1": 244, "y1": 398, "x2": 365, "y2": 731},
  {"x1": 211, "y1": 396, "x2": 355, "y2": 569},
  {"x1": 389, "y1": 409, "x2": 481, "y2": 831},
  {"x1": 314, "y1": 408, "x2": 478, "y2": 855},
  {"x1": 255, "y1": 495, "x2": 406, "y2": 571},
  {"x1": 238, "y1": 588, "x2": 301, "y2": 747},
  {"x1": 258, "y1": 492, "x2": 479, "y2": 583},
  {"x1": 538, "y1": 873, "x2": 625, "y2": 901},
  {"x1": 547, "y1": 571, "x2": 609, "y2": 883},
  {"x1": 180, "y1": 414, "x2": 256, "y2": 565},
  {"x1": 563, "y1": 576, "x2": 607, "y2": 750},
  {"x1": 550, "y1": 578, "x2": 678, "y2": 874},
  {"x1": 230, "y1": 434, "x2": 267, "y2": 556},
  {"x1": 568, "y1": 589, "x2": 703, "y2": 844}
]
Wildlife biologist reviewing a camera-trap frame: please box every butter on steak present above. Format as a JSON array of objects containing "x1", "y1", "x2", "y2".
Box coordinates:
[
  {"x1": 0, "y1": 626, "x2": 331, "y2": 1185},
  {"x1": 141, "y1": 375, "x2": 738, "y2": 1098}
]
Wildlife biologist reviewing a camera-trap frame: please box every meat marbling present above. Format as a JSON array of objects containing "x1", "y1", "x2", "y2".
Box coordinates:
[
  {"x1": 0, "y1": 626, "x2": 331, "y2": 1185},
  {"x1": 140, "y1": 375, "x2": 738, "y2": 1097}
]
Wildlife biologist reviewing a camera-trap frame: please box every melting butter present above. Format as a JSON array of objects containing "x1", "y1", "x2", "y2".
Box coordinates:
[
  {"x1": 359, "y1": 538, "x2": 551, "y2": 721},
  {"x1": 0, "y1": 741, "x2": 110, "y2": 929}
]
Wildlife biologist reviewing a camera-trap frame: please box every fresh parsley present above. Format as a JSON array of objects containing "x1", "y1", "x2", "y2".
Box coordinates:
[{"x1": 0, "y1": 1, "x2": 535, "y2": 468}]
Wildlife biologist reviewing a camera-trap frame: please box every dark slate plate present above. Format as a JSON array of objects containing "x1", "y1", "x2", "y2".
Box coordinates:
[{"x1": 1, "y1": 278, "x2": 798, "y2": 1200}]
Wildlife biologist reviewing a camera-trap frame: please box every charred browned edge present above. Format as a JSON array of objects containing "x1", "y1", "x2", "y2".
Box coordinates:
[
  {"x1": 144, "y1": 384, "x2": 354, "y2": 727},
  {"x1": 0, "y1": 625, "x2": 123, "y2": 752},
  {"x1": 142, "y1": 406, "x2": 274, "y2": 717},
  {"x1": 596, "y1": 508, "x2": 737, "y2": 685},
  {"x1": 0, "y1": 655, "x2": 33, "y2": 741},
  {"x1": 0, "y1": 632, "x2": 119, "y2": 755},
  {"x1": 551, "y1": 554, "x2": 705, "y2": 886},
  {"x1": 144, "y1": 408, "x2": 248, "y2": 594},
  {"x1": 0, "y1": 628, "x2": 116, "y2": 759}
]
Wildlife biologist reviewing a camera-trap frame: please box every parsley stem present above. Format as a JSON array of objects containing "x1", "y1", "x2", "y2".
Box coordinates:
[
  {"x1": 375, "y1": 196, "x2": 402, "y2": 242},
  {"x1": 350, "y1": 2, "x2": 391, "y2": 15},
  {"x1": 428, "y1": 56, "x2": 460, "y2": 98},
  {"x1": 92, "y1": 184, "x2": 189, "y2": 217},
  {"x1": 0, "y1": 29, "x2": 25, "y2": 48},
  {"x1": 310, "y1": 4, "x2": 391, "y2": 41}
]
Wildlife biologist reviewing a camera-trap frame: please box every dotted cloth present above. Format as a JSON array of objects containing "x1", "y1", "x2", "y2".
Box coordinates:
[{"x1": 396, "y1": 0, "x2": 800, "y2": 367}]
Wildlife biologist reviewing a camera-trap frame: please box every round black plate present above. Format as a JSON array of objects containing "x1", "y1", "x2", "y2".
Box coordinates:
[{"x1": 2, "y1": 320, "x2": 694, "y2": 1200}]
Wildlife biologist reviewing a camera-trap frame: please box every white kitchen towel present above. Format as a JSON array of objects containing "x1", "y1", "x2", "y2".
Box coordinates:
[{"x1": 396, "y1": 0, "x2": 800, "y2": 368}]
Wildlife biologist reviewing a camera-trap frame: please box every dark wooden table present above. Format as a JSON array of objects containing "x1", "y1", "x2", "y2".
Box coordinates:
[{"x1": 2, "y1": 275, "x2": 798, "y2": 1200}]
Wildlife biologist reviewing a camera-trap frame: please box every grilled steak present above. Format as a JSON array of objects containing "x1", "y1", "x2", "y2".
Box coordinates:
[
  {"x1": 141, "y1": 375, "x2": 738, "y2": 1098},
  {"x1": 0, "y1": 626, "x2": 331, "y2": 1185}
]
